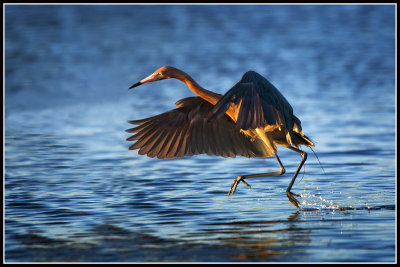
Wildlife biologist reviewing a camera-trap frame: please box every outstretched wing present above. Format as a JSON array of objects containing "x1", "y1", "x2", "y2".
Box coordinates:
[
  {"x1": 126, "y1": 97, "x2": 268, "y2": 159},
  {"x1": 208, "y1": 71, "x2": 297, "y2": 145}
]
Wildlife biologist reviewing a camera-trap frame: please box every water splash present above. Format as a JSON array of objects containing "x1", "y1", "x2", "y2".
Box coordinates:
[{"x1": 299, "y1": 192, "x2": 340, "y2": 210}]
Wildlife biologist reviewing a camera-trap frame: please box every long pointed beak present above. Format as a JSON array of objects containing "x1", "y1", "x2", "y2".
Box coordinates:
[
  {"x1": 129, "y1": 73, "x2": 158, "y2": 90},
  {"x1": 129, "y1": 82, "x2": 142, "y2": 89}
]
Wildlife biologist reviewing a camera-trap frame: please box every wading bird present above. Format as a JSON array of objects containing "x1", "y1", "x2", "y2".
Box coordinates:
[{"x1": 126, "y1": 66, "x2": 314, "y2": 208}]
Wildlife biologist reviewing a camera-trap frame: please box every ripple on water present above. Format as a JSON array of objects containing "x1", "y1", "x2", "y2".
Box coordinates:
[{"x1": 5, "y1": 4, "x2": 395, "y2": 262}]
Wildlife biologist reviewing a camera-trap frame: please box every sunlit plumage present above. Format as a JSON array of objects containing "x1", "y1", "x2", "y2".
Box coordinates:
[{"x1": 126, "y1": 66, "x2": 314, "y2": 208}]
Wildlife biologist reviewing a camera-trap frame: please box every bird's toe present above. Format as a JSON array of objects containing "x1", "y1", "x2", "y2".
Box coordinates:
[{"x1": 228, "y1": 176, "x2": 251, "y2": 196}]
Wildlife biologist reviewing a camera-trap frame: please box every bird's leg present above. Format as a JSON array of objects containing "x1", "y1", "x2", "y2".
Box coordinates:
[
  {"x1": 228, "y1": 153, "x2": 285, "y2": 196},
  {"x1": 286, "y1": 146, "x2": 307, "y2": 196}
]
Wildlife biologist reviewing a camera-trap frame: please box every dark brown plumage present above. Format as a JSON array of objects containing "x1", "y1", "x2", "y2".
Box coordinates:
[
  {"x1": 127, "y1": 97, "x2": 272, "y2": 159},
  {"x1": 126, "y1": 66, "x2": 314, "y2": 208}
]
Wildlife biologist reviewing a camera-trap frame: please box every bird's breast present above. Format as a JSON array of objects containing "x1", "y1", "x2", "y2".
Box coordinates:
[{"x1": 242, "y1": 125, "x2": 288, "y2": 145}]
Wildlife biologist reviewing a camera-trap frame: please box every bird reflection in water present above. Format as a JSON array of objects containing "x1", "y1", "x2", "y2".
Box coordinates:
[{"x1": 126, "y1": 66, "x2": 315, "y2": 210}]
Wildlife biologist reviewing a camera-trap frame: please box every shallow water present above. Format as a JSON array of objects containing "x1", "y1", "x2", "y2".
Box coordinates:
[{"x1": 4, "y1": 4, "x2": 396, "y2": 262}]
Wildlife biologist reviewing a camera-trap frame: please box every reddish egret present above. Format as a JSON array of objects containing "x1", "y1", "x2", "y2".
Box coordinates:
[{"x1": 126, "y1": 66, "x2": 314, "y2": 207}]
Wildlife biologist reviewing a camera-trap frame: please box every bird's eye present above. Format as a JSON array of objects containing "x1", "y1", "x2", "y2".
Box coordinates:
[{"x1": 157, "y1": 73, "x2": 163, "y2": 77}]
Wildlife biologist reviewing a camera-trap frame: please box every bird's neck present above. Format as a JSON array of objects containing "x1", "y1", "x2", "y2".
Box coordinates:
[
  {"x1": 173, "y1": 69, "x2": 238, "y2": 122},
  {"x1": 174, "y1": 71, "x2": 220, "y2": 105}
]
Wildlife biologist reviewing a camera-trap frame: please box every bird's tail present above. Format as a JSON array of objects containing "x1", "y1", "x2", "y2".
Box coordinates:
[{"x1": 294, "y1": 132, "x2": 315, "y2": 147}]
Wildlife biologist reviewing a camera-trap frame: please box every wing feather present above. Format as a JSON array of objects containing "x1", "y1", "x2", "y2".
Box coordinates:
[
  {"x1": 140, "y1": 128, "x2": 168, "y2": 157},
  {"x1": 126, "y1": 97, "x2": 266, "y2": 159},
  {"x1": 175, "y1": 123, "x2": 190, "y2": 158},
  {"x1": 208, "y1": 71, "x2": 298, "y2": 145}
]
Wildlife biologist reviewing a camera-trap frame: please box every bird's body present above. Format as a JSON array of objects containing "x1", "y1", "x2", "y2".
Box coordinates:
[{"x1": 126, "y1": 66, "x2": 314, "y2": 207}]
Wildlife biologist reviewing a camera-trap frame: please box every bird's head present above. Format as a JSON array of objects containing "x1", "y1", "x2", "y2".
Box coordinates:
[{"x1": 129, "y1": 66, "x2": 177, "y2": 89}]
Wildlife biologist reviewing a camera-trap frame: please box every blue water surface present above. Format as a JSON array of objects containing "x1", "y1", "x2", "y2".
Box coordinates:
[{"x1": 4, "y1": 4, "x2": 396, "y2": 262}]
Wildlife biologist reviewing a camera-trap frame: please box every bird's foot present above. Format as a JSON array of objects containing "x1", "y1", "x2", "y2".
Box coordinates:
[
  {"x1": 228, "y1": 176, "x2": 251, "y2": 196},
  {"x1": 286, "y1": 191, "x2": 302, "y2": 210},
  {"x1": 288, "y1": 191, "x2": 301, "y2": 197}
]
